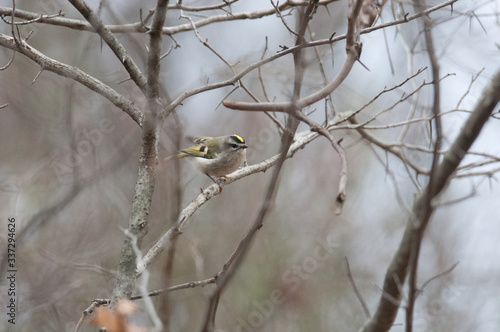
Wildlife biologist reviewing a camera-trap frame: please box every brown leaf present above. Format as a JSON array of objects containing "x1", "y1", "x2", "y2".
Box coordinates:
[
  {"x1": 90, "y1": 300, "x2": 146, "y2": 332},
  {"x1": 90, "y1": 307, "x2": 126, "y2": 332}
]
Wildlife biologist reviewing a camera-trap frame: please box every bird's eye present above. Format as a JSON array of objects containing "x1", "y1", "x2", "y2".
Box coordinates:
[{"x1": 231, "y1": 144, "x2": 238, "y2": 149}]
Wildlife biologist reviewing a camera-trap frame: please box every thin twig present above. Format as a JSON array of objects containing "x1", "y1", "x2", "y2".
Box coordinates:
[
  {"x1": 294, "y1": 111, "x2": 348, "y2": 214},
  {"x1": 406, "y1": 1, "x2": 444, "y2": 330},
  {"x1": 271, "y1": 0, "x2": 299, "y2": 36},
  {"x1": 123, "y1": 228, "x2": 163, "y2": 331},
  {"x1": 455, "y1": 68, "x2": 484, "y2": 109},
  {"x1": 258, "y1": 36, "x2": 271, "y2": 103},
  {"x1": 1, "y1": 10, "x2": 63, "y2": 25},
  {"x1": 130, "y1": 277, "x2": 217, "y2": 300},
  {"x1": 344, "y1": 257, "x2": 371, "y2": 319},
  {"x1": 160, "y1": 45, "x2": 174, "y2": 59},
  {"x1": 307, "y1": 25, "x2": 336, "y2": 121},
  {"x1": 417, "y1": 262, "x2": 459, "y2": 297},
  {"x1": 0, "y1": 51, "x2": 15, "y2": 70},
  {"x1": 74, "y1": 299, "x2": 110, "y2": 332},
  {"x1": 67, "y1": 0, "x2": 148, "y2": 93},
  {"x1": 179, "y1": 11, "x2": 232, "y2": 68},
  {"x1": 167, "y1": 0, "x2": 240, "y2": 12},
  {"x1": 31, "y1": 66, "x2": 43, "y2": 85},
  {"x1": 160, "y1": 0, "x2": 457, "y2": 114},
  {"x1": 10, "y1": 0, "x2": 20, "y2": 45}
]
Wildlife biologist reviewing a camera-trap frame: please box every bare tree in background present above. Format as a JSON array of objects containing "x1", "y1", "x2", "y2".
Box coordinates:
[{"x1": 0, "y1": 0, "x2": 499, "y2": 331}]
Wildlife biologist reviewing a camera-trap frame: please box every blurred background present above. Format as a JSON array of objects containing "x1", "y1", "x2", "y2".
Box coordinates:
[{"x1": 0, "y1": 0, "x2": 499, "y2": 331}]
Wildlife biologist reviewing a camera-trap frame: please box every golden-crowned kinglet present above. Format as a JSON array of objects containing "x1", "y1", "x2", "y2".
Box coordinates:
[{"x1": 177, "y1": 135, "x2": 248, "y2": 182}]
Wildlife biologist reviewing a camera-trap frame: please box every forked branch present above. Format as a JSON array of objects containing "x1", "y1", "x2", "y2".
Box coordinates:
[
  {"x1": 0, "y1": 34, "x2": 144, "y2": 125},
  {"x1": 359, "y1": 68, "x2": 500, "y2": 332}
]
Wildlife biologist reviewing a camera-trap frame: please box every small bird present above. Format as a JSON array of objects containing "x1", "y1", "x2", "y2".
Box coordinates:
[{"x1": 177, "y1": 134, "x2": 248, "y2": 182}]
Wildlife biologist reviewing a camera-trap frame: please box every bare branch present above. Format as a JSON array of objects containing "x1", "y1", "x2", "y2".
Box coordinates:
[
  {"x1": 406, "y1": 1, "x2": 444, "y2": 329},
  {"x1": 154, "y1": 0, "x2": 458, "y2": 113},
  {"x1": 0, "y1": 6, "x2": 150, "y2": 32},
  {"x1": 293, "y1": 111, "x2": 348, "y2": 214},
  {"x1": 146, "y1": 0, "x2": 169, "y2": 105},
  {"x1": 271, "y1": 0, "x2": 299, "y2": 36},
  {"x1": 123, "y1": 228, "x2": 163, "y2": 331},
  {"x1": 0, "y1": 49, "x2": 15, "y2": 70},
  {"x1": 417, "y1": 262, "x2": 459, "y2": 297},
  {"x1": 74, "y1": 299, "x2": 110, "y2": 332},
  {"x1": 130, "y1": 277, "x2": 216, "y2": 299},
  {"x1": 10, "y1": 0, "x2": 19, "y2": 44},
  {"x1": 222, "y1": 0, "x2": 363, "y2": 113},
  {"x1": 1, "y1": 1, "x2": 457, "y2": 119},
  {"x1": 308, "y1": 26, "x2": 336, "y2": 119},
  {"x1": 455, "y1": 69, "x2": 484, "y2": 109},
  {"x1": 179, "y1": 11, "x2": 232, "y2": 68},
  {"x1": 348, "y1": 115, "x2": 429, "y2": 175},
  {"x1": 221, "y1": 0, "x2": 365, "y2": 214},
  {"x1": 360, "y1": 0, "x2": 459, "y2": 35},
  {"x1": 0, "y1": 34, "x2": 144, "y2": 125},
  {"x1": 167, "y1": 0, "x2": 239, "y2": 12},
  {"x1": 0, "y1": 0, "x2": 455, "y2": 37},
  {"x1": 162, "y1": 0, "x2": 336, "y2": 35},
  {"x1": 345, "y1": 257, "x2": 371, "y2": 319},
  {"x1": 359, "y1": 68, "x2": 500, "y2": 332},
  {"x1": 109, "y1": 0, "x2": 168, "y2": 308},
  {"x1": 0, "y1": 1, "x2": 338, "y2": 35},
  {"x1": 67, "y1": 0, "x2": 148, "y2": 93},
  {"x1": 0, "y1": 1, "x2": 489, "y2": 330},
  {"x1": 1, "y1": 9, "x2": 63, "y2": 25},
  {"x1": 200, "y1": 121, "x2": 299, "y2": 331},
  {"x1": 200, "y1": 3, "x2": 324, "y2": 328}
]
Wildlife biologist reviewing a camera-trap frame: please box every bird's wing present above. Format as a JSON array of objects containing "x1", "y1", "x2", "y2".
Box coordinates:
[{"x1": 177, "y1": 144, "x2": 210, "y2": 158}]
